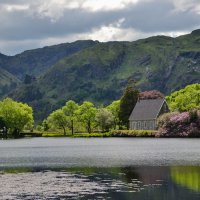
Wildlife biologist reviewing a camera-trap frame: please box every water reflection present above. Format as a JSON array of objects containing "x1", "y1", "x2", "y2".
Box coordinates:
[
  {"x1": 171, "y1": 166, "x2": 200, "y2": 192},
  {"x1": 0, "y1": 166, "x2": 199, "y2": 200}
]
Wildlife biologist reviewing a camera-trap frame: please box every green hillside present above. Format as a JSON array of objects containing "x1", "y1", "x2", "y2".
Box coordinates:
[
  {"x1": 0, "y1": 40, "x2": 98, "y2": 79},
  {"x1": 2, "y1": 30, "x2": 200, "y2": 121},
  {"x1": 0, "y1": 67, "x2": 21, "y2": 98}
]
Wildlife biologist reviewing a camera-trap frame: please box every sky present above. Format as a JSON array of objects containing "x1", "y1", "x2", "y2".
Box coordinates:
[{"x1": 0, "y1": 0, "x2": 200, "y2": 55}]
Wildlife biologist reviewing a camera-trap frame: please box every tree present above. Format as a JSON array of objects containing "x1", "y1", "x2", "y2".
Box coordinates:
[
  {"x1": 24, "y1": 74, "x2": 36, "y2": 84},
  {"x1": 62, "y1": 100, "x2": 79, "y2": 135},
  {"x1": 0, "y1": 98, "x2": 34, "y2": 138},
  {"x1": 95, "y1": 108, "x2": 114, "y2": 132},
  {"x1": 119, "y1": 80, "x2": 139, "y2": 129},
  {"x1": 139, "y1": 90, "x2": 164, "y2": 100},
  {"x1": 0, "y1": 116, "x2": 7, "y2": 138},
  {"x1": 46, "y1": 109, "x2": 68, "y2": 135},
  {"x1": 107, "y1": 100, "x2": 120, "y2": 129},
  {"x1": 0, "y1": 116, "x2": 6, "y2": 129},
  {"x1": 78, "y1": 101, "x2": 97, "y2": 133},
  {"x1": 42, "y1": 119, "x2": 49, "y2": 131},
  {"x1": 166, "y1": 84, "x2": 200, "y2": 112}
]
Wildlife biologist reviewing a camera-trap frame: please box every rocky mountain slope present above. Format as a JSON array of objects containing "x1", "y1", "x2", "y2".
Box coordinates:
[{"x1": 1, "y1": 30, "x2": 200, "y2": 121}]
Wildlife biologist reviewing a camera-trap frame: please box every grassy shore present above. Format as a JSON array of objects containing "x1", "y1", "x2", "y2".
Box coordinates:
[
  {"x1": 111, "y1": 130, "x2": 157, "y2": 137},
  {"x1": 21, "y1": 130, "x2": 157, "y2": 138}
]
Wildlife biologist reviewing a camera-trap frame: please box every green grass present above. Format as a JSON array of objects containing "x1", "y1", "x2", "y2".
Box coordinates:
[
  {"x1": 42, "y1": 132, "x2": 66, "y2": 137},
  {"x1": 26, "y1": 131, "x2": 111, "y2": 138},
  {"x1": 42, "y1": 130, "x2": 157, "y2": 138},
  {"x1": 1, "y1": 168, "x2": 33, "y2": 174},
  {"x1": 22, "y1": 130, "x2": 157, "y2": 138},
  {"x1": 72, "y1": 132, "x2": 112, "y2": 138}
]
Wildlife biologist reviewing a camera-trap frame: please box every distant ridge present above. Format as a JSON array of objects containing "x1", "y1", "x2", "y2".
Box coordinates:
[{"x1": 0, "y1": 30, "x2": 199, "y2": 121}]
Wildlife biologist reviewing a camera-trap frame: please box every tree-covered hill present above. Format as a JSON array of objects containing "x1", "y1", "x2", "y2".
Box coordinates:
[{"x1": 1, "y1": 30, "x2": 200, "y2": 121}]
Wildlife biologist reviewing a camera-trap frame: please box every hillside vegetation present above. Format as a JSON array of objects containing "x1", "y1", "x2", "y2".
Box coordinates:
[
  {"x1": 0, "y1": 30, "x2": 200, "y2": 121},
  {"x1": 166, "y1": 83, "x2": 200, "y2": 111},
  {"x1": 0, "y1": 68, "x2": 21, "y2": 97}
]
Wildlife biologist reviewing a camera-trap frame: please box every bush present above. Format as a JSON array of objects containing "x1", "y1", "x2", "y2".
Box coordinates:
[
  {"x1": 21, "y1": 131, "x2": 43, "y2": 137},
  {"x1": 111, "y1": 130, "x2": 157, "y2": 137},
  {"x1": 42, "y1": 132, "x2": 67, "y2": 137},
  {"x1": 72, "y1": 132, "x2": 112, "y2": 138},
  {"x1": 157, "y1": 112, "x2": 179, "y2": 128},
  {"x1": 157, "y1": 110, "x2": 200, "y2": 137}
]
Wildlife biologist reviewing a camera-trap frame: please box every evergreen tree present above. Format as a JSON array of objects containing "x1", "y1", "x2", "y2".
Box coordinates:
[{"x1": 119, "y1": 80, "x2": 139, "y2": 129}]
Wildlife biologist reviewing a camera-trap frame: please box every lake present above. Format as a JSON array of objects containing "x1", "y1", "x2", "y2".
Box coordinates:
[{"x1": 0, "y1": 138, "x2": 199, "y2": 199}]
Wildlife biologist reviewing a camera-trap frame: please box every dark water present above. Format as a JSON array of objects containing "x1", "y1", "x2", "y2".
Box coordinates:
[{"x1": 0, "y1": 138, "x2": 199, "y2": 199}]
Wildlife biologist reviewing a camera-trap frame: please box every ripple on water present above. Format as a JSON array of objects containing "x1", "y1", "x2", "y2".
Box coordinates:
[{"x1": 0, "y1": 171, "x2": 142, "y2": 200}]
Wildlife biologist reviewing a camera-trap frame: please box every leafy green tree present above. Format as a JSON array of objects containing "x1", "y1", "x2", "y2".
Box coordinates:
[
  {"x1": 0, "y1": 98, "x2": 34, "y2": 138},
  {"x1": 78, "y1": 101, "x2": 97, "y2": 133},
  {"x1": 107, "y1": 100, "x2": 120, "y2": 129},
  {"x1": 95, "y1": 108, "x2": 114, "y2": 132},
  {"x1": 63, "y1": 100, "x2": 79, "y2": 135},
  {"x1": 46, "y1": 109, "x2": 68, "y2": 135},
  {"x1": 42, "y1": 119, "x2": 49, "y2": 131},
  {"x1": 166, "y1": 84, "x2": 200, "y2": 112},
  {"x1": 119, "y1": 80, "x2": 139, "y2": 129}
]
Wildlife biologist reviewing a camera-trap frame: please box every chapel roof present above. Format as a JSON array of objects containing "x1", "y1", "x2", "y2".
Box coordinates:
[{"x1": 129, "y1": 99, "x2": 166, "y2": 121}]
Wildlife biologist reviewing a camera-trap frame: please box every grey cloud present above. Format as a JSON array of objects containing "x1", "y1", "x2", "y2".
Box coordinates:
[
  {"x1": 0, "y1": 8, "x2": 120, "y2": 41},
  {"x1": 121, "y1": 0, "x2": 200, "y2": 32},
  {"x1": 0, "y1": 0, "x2": 200, "y2": 55},
  {"x1": 0, "y1": 0, "x2": 28, "y2": 5}
]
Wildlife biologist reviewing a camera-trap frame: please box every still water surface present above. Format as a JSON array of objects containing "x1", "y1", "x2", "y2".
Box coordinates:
[{"x1": 0, "y1": 138, "x2": 199, "y2": 199}]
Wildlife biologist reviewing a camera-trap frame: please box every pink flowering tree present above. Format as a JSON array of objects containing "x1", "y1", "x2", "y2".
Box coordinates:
[
  {"x1": 157, "y1": 110, "x2": 200, "y2": 137},
  {"x1": 139, "y1": 90, "x2": 164, "y2": 100}
]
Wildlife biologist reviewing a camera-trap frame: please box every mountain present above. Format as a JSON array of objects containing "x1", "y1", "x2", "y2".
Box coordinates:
[
  {"x1": 0, "y1": 67, "x2": 21, "y2": 98},
  {"x1": 1, "y1": 30, "x2": 200, "y2": 121},
  {"x1": 0, "y1": 40, "x2": 98, "y2": 79}
]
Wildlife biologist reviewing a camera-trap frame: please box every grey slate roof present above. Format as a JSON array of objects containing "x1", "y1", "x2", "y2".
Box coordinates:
[{"x1": 129, "y1": 99, "x2": 165, "y2": 121}]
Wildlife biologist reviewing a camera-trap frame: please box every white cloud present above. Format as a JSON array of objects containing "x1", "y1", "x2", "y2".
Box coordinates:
[
  {"x1": 3, "y1": 4, "x2": 29, "y2": 12},
  {"x1": 29, "y1": 0, "x2": 140, "y2": 22},
  {"x1": 81, "y1": 0, "x2": 139, "y2": 12},
  {"x1": 80, "y1": 25, "x2": 189, "y2": 42}
]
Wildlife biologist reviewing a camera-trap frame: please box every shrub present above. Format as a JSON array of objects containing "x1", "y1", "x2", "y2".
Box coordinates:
[
  {"x1": 157, "y1": 110, "x2": 200, "y2": 137},
  {"x1": 157, "y1": 112, "x2": 179, "y2": 128},
  {"x1": 111, "y1": 130, "x2": 157, "y2": 137},
  {"x1": 72, "y1": 132, "x2": 112, "y2": 138}
]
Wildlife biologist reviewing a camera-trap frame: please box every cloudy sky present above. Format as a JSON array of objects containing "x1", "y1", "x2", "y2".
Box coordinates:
[{"x1": 0, "y1": 0, "x2": 200, "y2": 55}]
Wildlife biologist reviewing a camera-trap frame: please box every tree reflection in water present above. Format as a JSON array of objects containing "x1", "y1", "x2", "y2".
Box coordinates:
[{"x1": 170, "y1": 166, "x2": 200, "y2": 192}]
